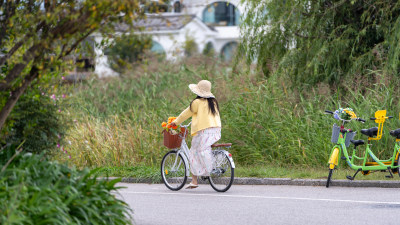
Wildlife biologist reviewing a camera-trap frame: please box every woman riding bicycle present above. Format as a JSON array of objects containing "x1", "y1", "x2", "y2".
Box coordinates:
[{"x1": 170, "y1": 80, "x2": 221, "y2": 189}]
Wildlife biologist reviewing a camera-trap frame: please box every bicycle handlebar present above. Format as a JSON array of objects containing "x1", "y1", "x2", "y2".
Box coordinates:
[
  {"x1": 180, "y1": 121, "x2": 192, "y2": 128},
  {"x1": 370, "y1": 116, "x2": 393, "y2": 121},
  {"x1": 356, "y1": 118, "x2": 366, "y2": 123},
  {"x1": 324, "y1": 110, "x2": 365, "y2": 123}
]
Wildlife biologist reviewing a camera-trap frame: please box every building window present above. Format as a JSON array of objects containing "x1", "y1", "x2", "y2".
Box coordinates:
[
  {"x1": 203, "y1": 2, "x2": 240, "y2": 26},
  {"x1": 150, "y1": 41, "x2": 165, "y2": 55},
  {"x1": 220, "y1": 41, "x2": 238, "y2": 61},
  {"x1": 173, "y1": 1, "x2": 181, "y2": 13}
]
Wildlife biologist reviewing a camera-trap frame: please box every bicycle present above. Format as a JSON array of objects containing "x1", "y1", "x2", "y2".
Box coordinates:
[
  {"x1": 325, "y1": 109, "x2": 400, "y2": 188},
  {"x1": 160, "y1": 122, "x2": 235, "y2": 192}
]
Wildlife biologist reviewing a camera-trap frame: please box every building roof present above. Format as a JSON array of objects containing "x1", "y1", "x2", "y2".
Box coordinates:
[
  {"x1": 116, "y1": 14, "x2": 215, "y2": 32},
  {"x1": 138, "y1": 14, "x2": 195, "y2": 31}
]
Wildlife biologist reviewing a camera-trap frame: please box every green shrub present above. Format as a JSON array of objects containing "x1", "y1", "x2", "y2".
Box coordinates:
[
  {"x1": 4, "y1": 89, "x2": 66, "y2": 155},
  {"x1": 0, "y1": 146, "x2": 133, "y2": 225}
]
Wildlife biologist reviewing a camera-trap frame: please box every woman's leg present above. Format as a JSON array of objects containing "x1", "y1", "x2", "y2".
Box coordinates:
[
  {"x1": 191, "y1": 175, "x2": 198, "y2": 185},
  {"x1": 189, "y1": 128, "x2": 221, "y2": 179}
]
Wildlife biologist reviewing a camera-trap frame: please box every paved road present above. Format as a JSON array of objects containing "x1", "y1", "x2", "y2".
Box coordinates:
[{"x1": 116, "y1": 183, "x2": 400, "y2": 225}]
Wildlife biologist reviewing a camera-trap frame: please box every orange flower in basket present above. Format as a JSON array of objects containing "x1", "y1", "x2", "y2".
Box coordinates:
[
  {"x1": 167, "y1": 124, "x2": 172, "y2": 128},
  {"x1": 161, "y1": 122, "x2": 167, "y2": 128},
  {"x1": 172, "y1": 125, "x2": 178, "y2": 129}
]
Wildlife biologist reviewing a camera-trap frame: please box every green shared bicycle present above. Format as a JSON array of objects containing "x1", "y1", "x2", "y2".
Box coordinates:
[{"x1": 325, "y1": 109, "x2": 400, "y2": 188}]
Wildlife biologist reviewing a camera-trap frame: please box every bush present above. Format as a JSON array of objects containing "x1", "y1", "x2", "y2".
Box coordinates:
[
  {"x1": 0, "y1": 146, "x2": 133, "y2": 225},
  {"x1": 4, "y1": 89, "x2": 66, "y2": 155}
]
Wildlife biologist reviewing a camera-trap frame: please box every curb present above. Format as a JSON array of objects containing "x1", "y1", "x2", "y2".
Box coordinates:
[{"x1": 108, "y1": 177, "x2": 400, "y2": 188}]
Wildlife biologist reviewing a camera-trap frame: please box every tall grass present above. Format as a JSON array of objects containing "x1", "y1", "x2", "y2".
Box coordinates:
[{"x1": 55, "y1": 56, "x2": 400, "y2": 168}]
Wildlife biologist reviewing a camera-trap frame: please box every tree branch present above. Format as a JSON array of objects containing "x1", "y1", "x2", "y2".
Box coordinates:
[
  {"x1": 0, "y1": 43, "x2": 42, "y2": 91},
  {"x1": 57, "y1": 27, "x2": 97, "y2": 60},
  {"x1": 0, "y1": 21, "x2": 45, "y2": 67},
  {"x1": 0, "y1": 64, "x2": 40, "y2": 131}
]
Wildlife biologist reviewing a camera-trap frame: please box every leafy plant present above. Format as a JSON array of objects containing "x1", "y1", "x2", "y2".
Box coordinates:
[
  {"x1": 4, "y1": 88, "x2": 67, "y2": 155},
  {"x1": 0, "y1": 146, "x2": 133, "y2": 225}
]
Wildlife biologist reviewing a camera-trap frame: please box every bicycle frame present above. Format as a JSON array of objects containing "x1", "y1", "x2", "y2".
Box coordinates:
[
  {"x1": 328, "y1": 118, "x2": 400, "y2": 173},
  {"x1": 169, "y1": 123, "x2": 236, "y2": 177}
]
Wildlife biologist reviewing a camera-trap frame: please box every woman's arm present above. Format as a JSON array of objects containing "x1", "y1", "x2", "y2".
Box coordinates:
[
  {"x1": 171, "y1": 100, "x2": 198, "y2": 126},
  {"x1": 171, "y1": 106, "x2": 193, "y2": 126}
]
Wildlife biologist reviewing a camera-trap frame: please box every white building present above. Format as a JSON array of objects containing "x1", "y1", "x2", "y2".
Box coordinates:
[{"x1": 94, "y1": 0, "x2": 244, "y2": 77}]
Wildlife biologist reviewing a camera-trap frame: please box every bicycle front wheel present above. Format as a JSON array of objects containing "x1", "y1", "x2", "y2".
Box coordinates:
[
  {"x1": 161, "y1": 150, "x2": 187, "y2": 191},
  {"x1": 209, "y1": 151, "x2": 234, "y2": 192}
]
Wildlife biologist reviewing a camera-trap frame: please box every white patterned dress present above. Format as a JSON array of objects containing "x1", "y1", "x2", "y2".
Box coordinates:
[{"x1": 189, "y1": 127, "x2": 221, "y2": 176}]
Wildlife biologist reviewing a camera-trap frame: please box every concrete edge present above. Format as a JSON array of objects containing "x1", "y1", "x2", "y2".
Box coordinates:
[{"x1": 102, "y1": 177, "x2": 400, "y2": 188}]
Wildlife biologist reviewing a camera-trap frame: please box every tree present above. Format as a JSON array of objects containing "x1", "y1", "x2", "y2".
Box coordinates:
[
  {"x1": 0, "y1": 0, "x2": 144, "y2": 132},
  {"x1": 105, "y1": 33, "x2": 153, "y2": 73},
  {"x1": 239, "y1": 0, "x2": 400, "y2": 85}
]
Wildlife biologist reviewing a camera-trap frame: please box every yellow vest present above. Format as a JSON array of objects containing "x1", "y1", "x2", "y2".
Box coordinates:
[{"x1": 173, "y1": 99, "x2": 221, "y2": 136}]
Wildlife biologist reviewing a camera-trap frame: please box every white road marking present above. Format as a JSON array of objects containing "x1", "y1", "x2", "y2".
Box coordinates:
[{"x1": 119, "y1": 191, "x2": 400, "y2": 205}]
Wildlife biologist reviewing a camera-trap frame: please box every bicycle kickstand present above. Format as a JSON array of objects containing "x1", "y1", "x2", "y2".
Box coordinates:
[
  {"x1": 385, "y1": 167, "x2": 394, "y2": 178},
  {"x1": 346, "y1": 168, "x2": 362, "y2": 180}
]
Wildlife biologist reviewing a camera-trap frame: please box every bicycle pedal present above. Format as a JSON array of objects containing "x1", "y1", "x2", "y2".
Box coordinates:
[
  {"x1": 346, "y1": 175, "x2": 354, "y2": 180},
  {"x1": 385, "y1": 175, "x2": 394, "y2": 178}
]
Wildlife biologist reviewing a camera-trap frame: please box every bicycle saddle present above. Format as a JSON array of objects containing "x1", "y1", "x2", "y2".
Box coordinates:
[
  {"x1": 350, "y1": 139, "x2": 365, "y2": 147},
  {"x1": 390, "y1": 128, "x2": 400, "y2": 139},
  {"x1": 360, "y1": 127, "x2": 378, "y2": 137}
]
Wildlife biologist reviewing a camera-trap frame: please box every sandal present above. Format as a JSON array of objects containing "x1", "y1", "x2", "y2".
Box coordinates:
[{"x1": 185, "y1": 183, "x2": 198, "y2": 189}]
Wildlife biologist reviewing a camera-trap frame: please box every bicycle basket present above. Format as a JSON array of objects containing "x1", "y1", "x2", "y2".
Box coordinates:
[
  {"x1": 331, "y1": 124, "x2": 356, "y2": 147},
  {"x1": 163, "y1": 129, "x2": 187, "y2": 149}
]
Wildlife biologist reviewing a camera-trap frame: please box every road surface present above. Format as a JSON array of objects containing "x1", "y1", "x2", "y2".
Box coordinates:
[{"x1": 116, "y1": 183, "x2": 400, "y2": 225}]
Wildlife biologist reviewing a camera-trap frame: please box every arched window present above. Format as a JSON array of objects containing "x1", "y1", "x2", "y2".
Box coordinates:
[
  {"x1": 173, "y1": 1, "x2": 181, "y2": 13},
  {"x1": 220, "y1": 41, "x2": 238, "y2": 61},
  {"x1": 150, "y1": 41, "x2": 165, "y2": 55},
  {"x1": 203, "y1": 2, "x2": 240, "y2": 26}
]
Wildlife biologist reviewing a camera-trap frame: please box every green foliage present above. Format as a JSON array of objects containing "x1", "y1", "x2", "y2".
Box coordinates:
[
  {"x1": 183, "y1": 36, "x2": 198, "y2": 57},
  {"x1": 202, "y1": 42, "x2": 215, "y2": 57},
  {"x1": 239, "y1": 0, "x2": 400, "y2": 85},
  {"x1": 105, "y1": 34, "x2": 153, "y2": 73},
  {"x1": 54, "y1": 57, "x2": 400, "y2": 168},
  {"x1": 0, "y1": 147, "x2": 132, "y2": 225},
  {"x1": 0, "y1": 0, "x2": 144, "y2": 132},
  {"x1": 4, "y1": 89, "x2": 65, "y2": 154}
]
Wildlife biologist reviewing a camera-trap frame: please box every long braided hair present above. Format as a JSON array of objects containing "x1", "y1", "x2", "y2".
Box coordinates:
[{"x1": 190, "y1": 96, "x2": 220, "y2": 115}]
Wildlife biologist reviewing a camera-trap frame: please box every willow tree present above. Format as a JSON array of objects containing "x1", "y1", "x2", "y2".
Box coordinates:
[
  {"x1": 239, "y1": 0, "x2": 400, "y2": 85},
  {"x1": 0, "y1": 0, "x2": 143, "y2": 132}
]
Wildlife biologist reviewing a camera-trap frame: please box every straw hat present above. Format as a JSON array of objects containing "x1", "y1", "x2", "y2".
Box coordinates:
[{"x1": 188, "y1": 80, "x2": 215, "y2": 98}]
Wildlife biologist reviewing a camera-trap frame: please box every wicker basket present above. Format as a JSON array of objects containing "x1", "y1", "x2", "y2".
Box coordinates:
[
  {"x1": 163, "y1": 130, "x2": 186, "y2": 149},
  {"x1": 331, "y1": 124, "x2": 356, "y2": 147}
]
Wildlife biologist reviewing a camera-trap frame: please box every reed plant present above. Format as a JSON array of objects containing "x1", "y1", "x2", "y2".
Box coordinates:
[{"x1": 55, "y1": 56, "x2": 400, "y2": 170}]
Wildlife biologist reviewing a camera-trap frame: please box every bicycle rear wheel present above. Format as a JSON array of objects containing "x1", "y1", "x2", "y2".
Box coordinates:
[
  {"x1": 161, "y1": 150, "x2": 187, "y2": 191},
  {"x1": 209, "y1": 151, "x2": 234, "y2": 192}
]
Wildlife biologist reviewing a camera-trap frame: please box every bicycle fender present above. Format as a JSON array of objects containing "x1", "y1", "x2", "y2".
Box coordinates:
[
  {"x1": 178, "y1": 151, "x2": 191, "y2": 175},
  {"x1": 221, "y1": 150, "x2": 235, "y2": 168}
]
